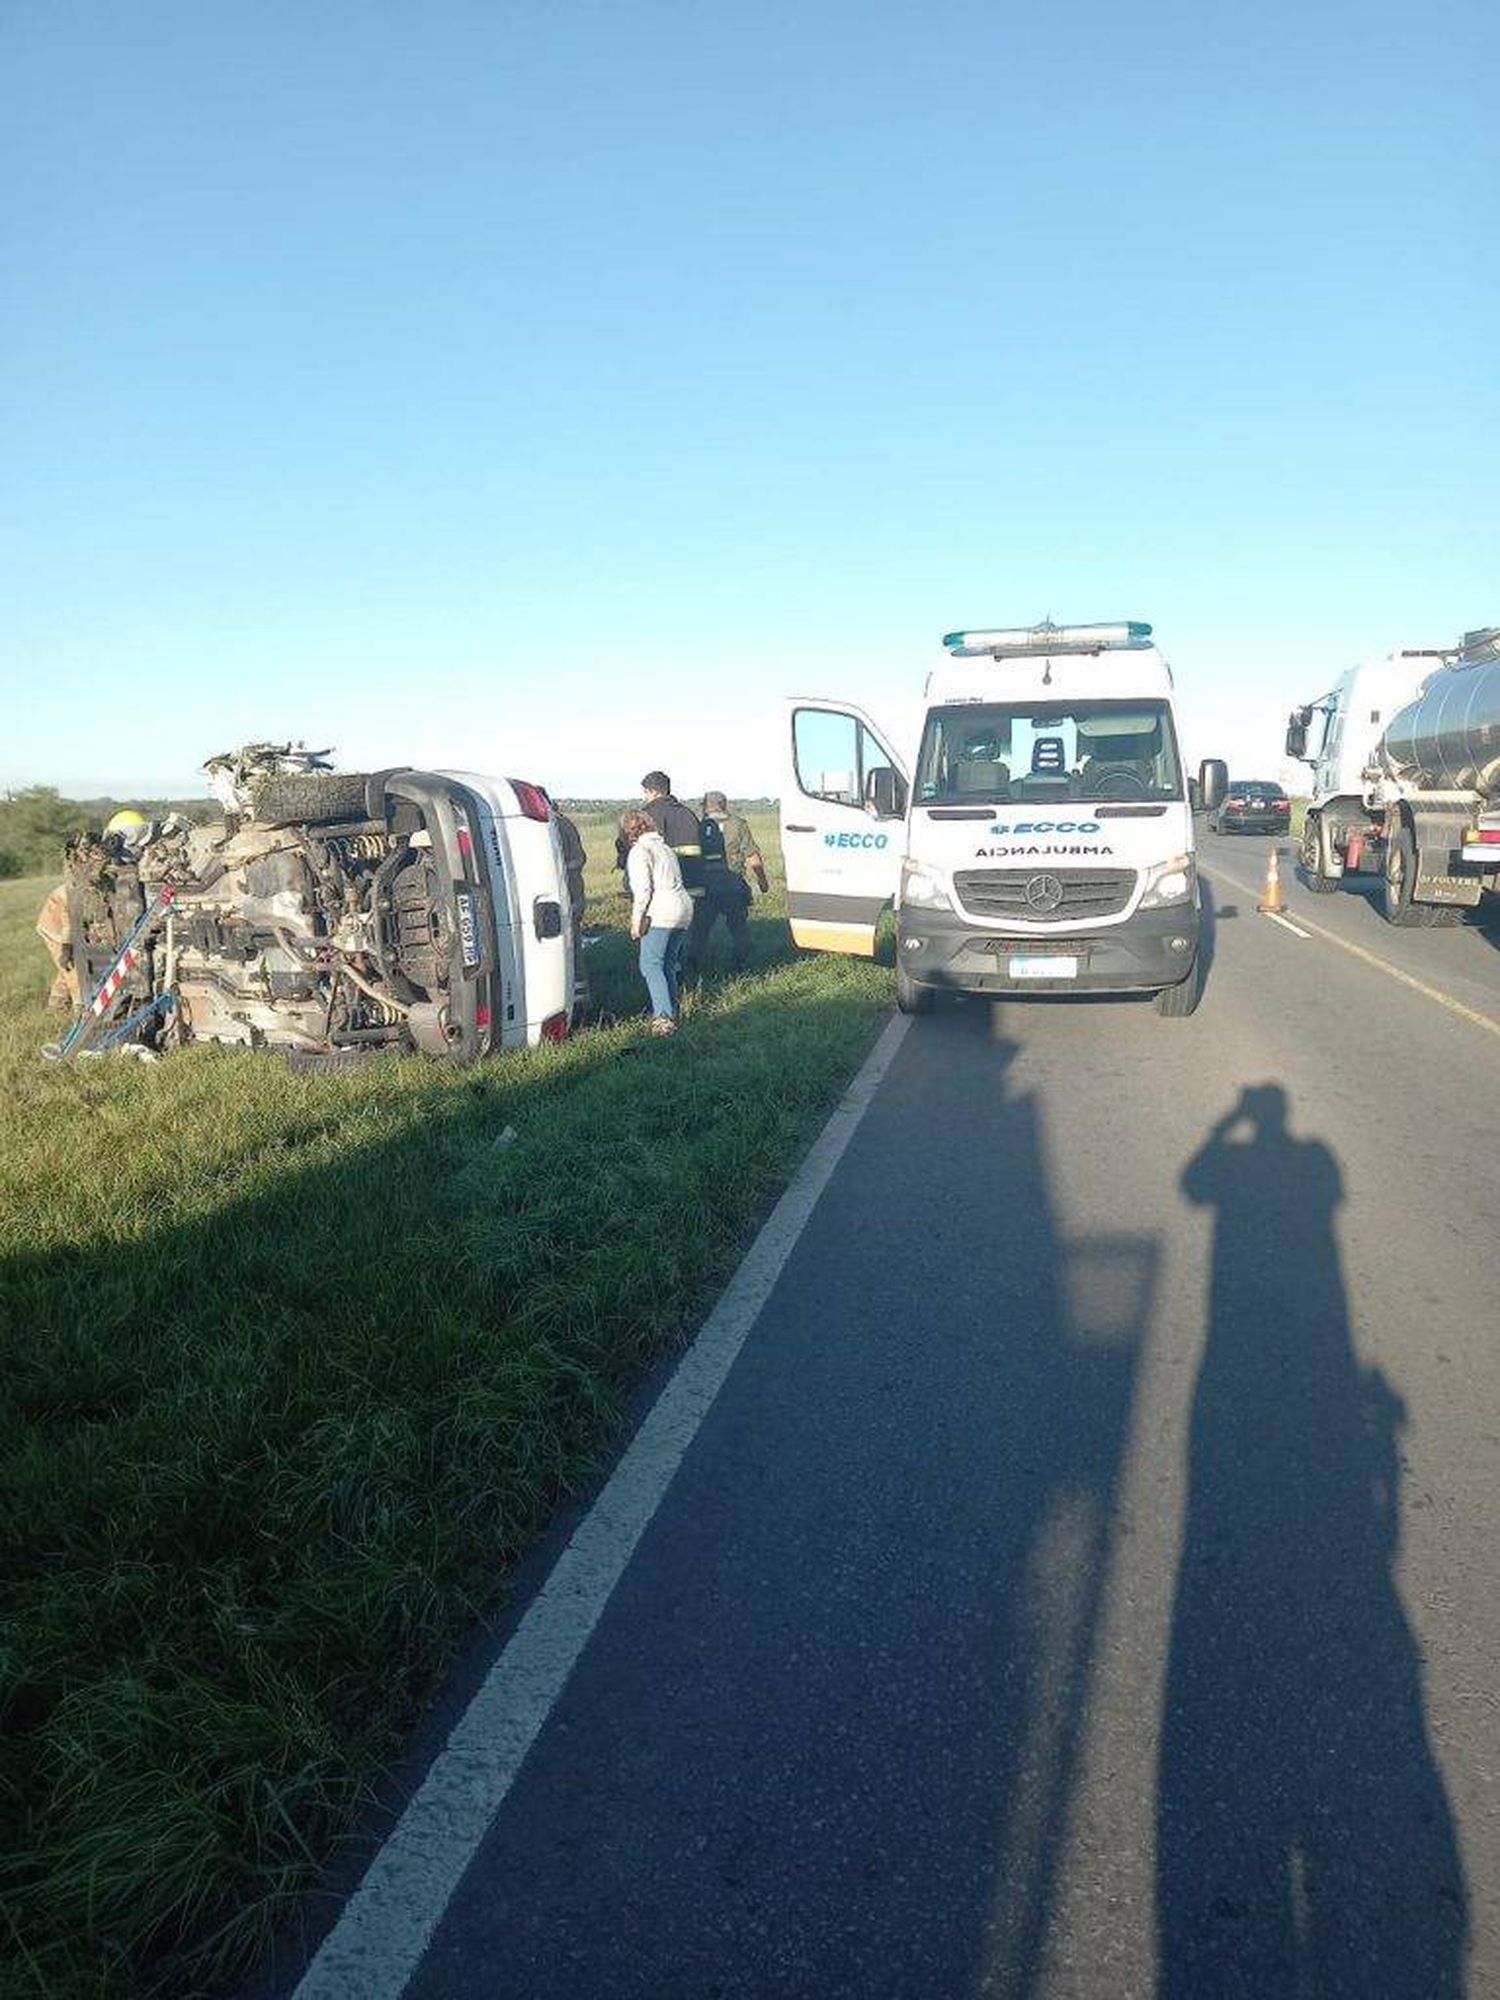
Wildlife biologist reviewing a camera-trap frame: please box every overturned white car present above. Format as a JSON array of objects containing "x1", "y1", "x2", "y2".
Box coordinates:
[{"x1": 60, "y1": 746, "x2": 577, "y2": 1062}]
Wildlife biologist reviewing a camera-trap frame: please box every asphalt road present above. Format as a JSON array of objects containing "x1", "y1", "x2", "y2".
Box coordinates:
[{"x1": 292, "y1": 834, "x2": 1500, "y2": 1999}]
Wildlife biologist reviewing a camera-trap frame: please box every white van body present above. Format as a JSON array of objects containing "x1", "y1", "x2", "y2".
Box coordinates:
[{"x1": 782, "y1": 623, "x2": 1204, "y2": 1012}]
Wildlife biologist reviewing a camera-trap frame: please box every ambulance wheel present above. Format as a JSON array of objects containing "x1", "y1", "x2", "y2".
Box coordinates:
[
  {"x1": 896, "y1": 964, "x2": 934, "y2": 1014},
  {"x1": 1154, "y1": 961, "x2": 1201, "y2": 1017}
]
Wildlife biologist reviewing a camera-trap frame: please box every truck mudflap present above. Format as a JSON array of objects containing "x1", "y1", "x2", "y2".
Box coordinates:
[
  {"x1": 896, "y1": 900, "x2": 1200, "y2": 997},
  {"x1": 1406, "y1": 803, "x2": 1486, "y2": 907}
]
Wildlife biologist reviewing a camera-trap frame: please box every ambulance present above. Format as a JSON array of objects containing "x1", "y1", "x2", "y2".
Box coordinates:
[{"x1": 781, "y1": 621, "x2": 1225, "y2": 1017}]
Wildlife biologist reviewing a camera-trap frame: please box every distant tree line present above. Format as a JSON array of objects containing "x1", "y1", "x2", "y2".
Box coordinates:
[
  {"x1": 0, "y1": 787, "x2": 777, "y2": 877},
  {"x1": 558, "y1": 796, "x2": 776, "y2": 816},
  {"x1": 0, "y1": 788, "x2": 215, "y2": 878}
]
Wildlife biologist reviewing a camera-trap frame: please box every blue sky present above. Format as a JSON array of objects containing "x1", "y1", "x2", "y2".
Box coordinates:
[{"x1": 2, "y1": 0, "x2": 1495, "y2": 801}]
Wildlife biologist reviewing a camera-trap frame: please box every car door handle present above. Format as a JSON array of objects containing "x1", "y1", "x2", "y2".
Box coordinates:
[{"x1": 784, "y1": 823, "x2": 816, "y2": 833}]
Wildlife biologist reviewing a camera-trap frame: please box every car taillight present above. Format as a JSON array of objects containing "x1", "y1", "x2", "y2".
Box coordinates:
[
  {"x1": 509, "y1": 780, "x2": 551, "y2": 822},
  {"x1": 540, "y1": 1010, "x2": 569, "y2": 1042},
  {"x1": 474, "y1": 1003, "x2": 491, "y2": 1030}
]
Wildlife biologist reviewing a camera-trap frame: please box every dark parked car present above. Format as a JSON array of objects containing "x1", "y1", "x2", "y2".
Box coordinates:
[{"x1": 1209, "y1": 780, "x2": 1292, "y2": 834}]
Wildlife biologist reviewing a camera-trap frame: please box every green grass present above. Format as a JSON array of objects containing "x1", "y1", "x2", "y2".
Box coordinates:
[{"x1": 0, "y1": 815, "x2": 893, "y2": 1998}]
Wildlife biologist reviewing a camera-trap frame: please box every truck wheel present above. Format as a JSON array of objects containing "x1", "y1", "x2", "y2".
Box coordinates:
[
  {"x1": 1154, "y1": 959, "x2": 1201, "y2": 1017},
  {"x1": 1301, "y1": 819, "x2": 1339, "y2": 892},
  {"x1": 896, "y1": 963, "x2": 934, "y2": 1014},
  {"x1": 1382, "y1": 824, "x2": 1426, "y2": 926},
  {"x1": 250, "y1": 773, "x2": 373, "y2": 827}
]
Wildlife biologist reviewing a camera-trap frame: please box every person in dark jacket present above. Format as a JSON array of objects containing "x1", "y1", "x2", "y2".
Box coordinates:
[{"x1": 640, "y1": 773, "x2": 705, "y2": 900}]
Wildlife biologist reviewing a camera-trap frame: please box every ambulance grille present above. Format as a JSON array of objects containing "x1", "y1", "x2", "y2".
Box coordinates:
[{"x1": 953, "y1": 867, "x2": 1137, "y2": 924}]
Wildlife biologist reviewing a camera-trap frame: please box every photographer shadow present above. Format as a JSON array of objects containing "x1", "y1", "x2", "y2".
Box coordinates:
[{"x1": 1157, "y1": 1085, "x2": 1467, "y2": 1997}]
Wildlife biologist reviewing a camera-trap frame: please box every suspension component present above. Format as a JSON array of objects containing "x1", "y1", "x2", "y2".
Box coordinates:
[{"x1": 327, "y1": 832, "x2": 389, "y2": 863}]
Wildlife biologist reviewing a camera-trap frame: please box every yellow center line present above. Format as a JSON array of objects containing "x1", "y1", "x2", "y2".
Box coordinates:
[{"x1": 1201, "y1": 859, "x2": 1500, "y2": 1042}]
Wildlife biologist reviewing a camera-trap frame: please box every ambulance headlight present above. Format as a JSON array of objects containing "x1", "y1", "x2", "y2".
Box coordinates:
[
  {"x1": 1139, "y1": 855, "x2": 1196, "y2": 909},
  {"x1": 900, "y1": 862, "x2": 952, "y2": 911}
]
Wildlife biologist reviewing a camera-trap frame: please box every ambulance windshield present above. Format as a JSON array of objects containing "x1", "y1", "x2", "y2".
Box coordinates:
[{"x1": 915, "y1": 700, "x2": 1184, "y2": 806}]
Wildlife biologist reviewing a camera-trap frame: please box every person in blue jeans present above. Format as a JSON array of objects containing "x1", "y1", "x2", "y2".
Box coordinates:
[{"x1": 621, "y1": 809, "x2": 694, "y2": 1033}]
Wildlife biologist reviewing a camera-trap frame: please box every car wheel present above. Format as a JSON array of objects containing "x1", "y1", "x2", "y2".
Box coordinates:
[{"x1": 250, "y1": 772, "x2": 373, "y2": 826}]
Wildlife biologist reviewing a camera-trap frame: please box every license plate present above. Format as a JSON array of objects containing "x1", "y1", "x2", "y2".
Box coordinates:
[
  {"x1": 455, "y1": 890, "x2": 482, "y2": 968},
  {"x1": 1010, "y1": 955, "x2": 1079, "y2": 979}
]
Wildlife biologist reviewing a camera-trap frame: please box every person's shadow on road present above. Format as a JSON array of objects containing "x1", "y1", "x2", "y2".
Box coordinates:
[{"x1": 1157, "y1": 1084, "x2": 1467, "y2": 1998}]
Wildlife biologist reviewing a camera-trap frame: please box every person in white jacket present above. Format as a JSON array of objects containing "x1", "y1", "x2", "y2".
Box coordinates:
[{"x1": 620, "y1": 809, "x2": 694, "y2": 1032}]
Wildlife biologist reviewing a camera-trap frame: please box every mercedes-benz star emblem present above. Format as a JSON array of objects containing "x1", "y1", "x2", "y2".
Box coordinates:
[{"x1": 1024, "y1": 873, "x2": 1064, "y2": 914}]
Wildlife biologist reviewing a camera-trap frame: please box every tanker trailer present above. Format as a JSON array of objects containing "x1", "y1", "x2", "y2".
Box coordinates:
[{"x1": 1366, "y1": 628, "x2": 1500, "y2": 926}]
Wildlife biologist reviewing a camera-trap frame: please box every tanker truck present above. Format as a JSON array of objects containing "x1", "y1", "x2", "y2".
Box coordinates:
[{"x1": 1286, "y1": 627, "x2": 1500, "y2": 926}]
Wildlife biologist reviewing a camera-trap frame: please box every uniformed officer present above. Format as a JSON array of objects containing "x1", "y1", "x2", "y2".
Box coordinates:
[{"x1": 688, "y1": 791, "x2": 769, "y2": 974}]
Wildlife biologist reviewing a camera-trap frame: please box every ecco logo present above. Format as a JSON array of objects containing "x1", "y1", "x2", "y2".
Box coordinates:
[
  {"x1": 989, "y1": 820, "x2": 1102, "y2": 836},
  {"x1": 824, "y1": 831, "x2": 890, "y2": 850}
]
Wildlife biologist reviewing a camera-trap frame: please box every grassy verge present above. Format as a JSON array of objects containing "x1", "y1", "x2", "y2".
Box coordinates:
[{"x1": 0, "y1": 818, "x2": 892, "y2": 1998}]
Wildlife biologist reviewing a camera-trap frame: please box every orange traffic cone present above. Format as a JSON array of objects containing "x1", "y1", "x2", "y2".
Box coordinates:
[{"x1": 1257, "y1": 845, "x2": 1285, "y2": 915}]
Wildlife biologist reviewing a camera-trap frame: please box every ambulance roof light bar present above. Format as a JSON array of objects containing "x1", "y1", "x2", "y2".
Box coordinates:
[{"x1": 942, "y1": 619, "x2": 1153, "y2": 659}]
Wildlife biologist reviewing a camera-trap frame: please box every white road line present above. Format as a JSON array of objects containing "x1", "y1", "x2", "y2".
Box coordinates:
[
  {"x1": 1202, "y1": 861, "x2": 1500, "y2": 1042},
  {"x1": 292, "y1": 1010, "x2": 913, "y2": 2000},
  {"x1": 1265, "y1": 911, "x2": 1312, "y2": 939}
]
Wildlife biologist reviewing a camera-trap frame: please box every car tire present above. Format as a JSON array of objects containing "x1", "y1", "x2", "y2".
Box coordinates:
[
  {"x1": 1154, "y1": 959, "x2": 1201, "y2": 1017},
  {"x1": 250, "y1": 772, "x2": 374, "y2": 827},
  {"x1": 896, "y1": 962, "x2": 934, "y2": 1014}
]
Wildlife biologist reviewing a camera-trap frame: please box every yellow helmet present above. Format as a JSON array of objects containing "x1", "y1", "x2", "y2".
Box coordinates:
[{"x1": 104, "y1": 809, "x2": 149, "y2": 840}]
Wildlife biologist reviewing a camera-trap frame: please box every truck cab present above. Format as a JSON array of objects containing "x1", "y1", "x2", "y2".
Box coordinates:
[
  {"x1": 1287, "y1": 649, "x2": 1445, "y2": 825},
  {"x1": 1286, "y1": 647, "x2": 1452, "y2": 907},
  {"x1": 782, "y1": 621, "x2": 1223, "y2": 1017}
]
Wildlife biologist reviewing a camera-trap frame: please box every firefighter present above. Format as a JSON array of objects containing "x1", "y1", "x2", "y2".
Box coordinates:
[
  {"x1": 688, "y1": 791, "x2": 769, "y2": 974},
  {"x1": 36, "y1": 810, "x2": 151, "y2": 1009}
]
